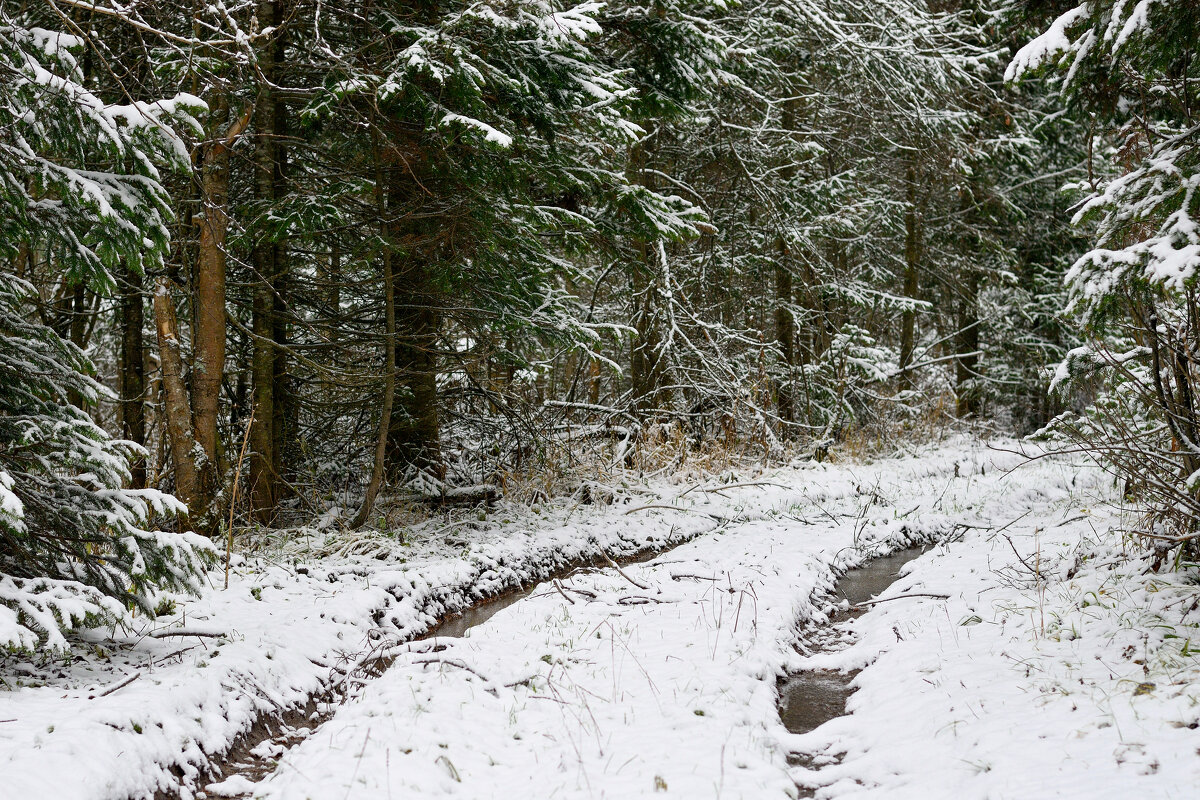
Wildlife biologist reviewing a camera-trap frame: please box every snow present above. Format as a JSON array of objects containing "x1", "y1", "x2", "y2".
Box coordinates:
[
  {"x1": 205, "y1": 776, "x2": 260, "y2": 797},
  {"x1": 787, "y1": 524, "x2": 1200, "y2": 798},
  {"x1": 548, "y1": 2, "x2": 606, "y2": 41},
  {"x1": 1005, "y1": 5, "x2": 1088, "y2": 84},
  {"x1": 247, "y1": 442, "x2": 1097, "y2": 800},
  {"x1": 439, "y1": 113, "x2": 514, "y2": 148},
  {"x1": 0, "y1": 470, "x2": 24, "y2": 532},
  {"x1": 0, "y1": 449, "x2": 771, "y2": 799},
  {"x1": 4, "y1": 439, "x2": 1199, "y2": 800}
]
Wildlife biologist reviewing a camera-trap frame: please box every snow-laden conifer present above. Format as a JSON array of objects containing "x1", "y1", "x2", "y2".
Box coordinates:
[
  {"x1": 1011, "y1": 1, "x2": 1200, "y2": 538},
  {"x1": 0, "y1": 11, "x2": 214, "y2": 651}
]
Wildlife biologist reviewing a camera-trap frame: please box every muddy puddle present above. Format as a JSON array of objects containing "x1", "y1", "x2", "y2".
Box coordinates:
[
  {"x1": 176, "y1": 547, "x2": 666, "y2": 799},
  {"x1": 432, "y1": 549, "x2": 659, "y2": 639},
  {"x1": 429, "y1": 589, "x2": 528, "y2": 638},
  {"x1": 779, "y1": 545, "x2": 928, "y2": 780}
]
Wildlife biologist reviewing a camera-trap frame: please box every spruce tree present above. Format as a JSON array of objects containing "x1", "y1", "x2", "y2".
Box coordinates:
[
  {"x1": 1010, "y1": 1, "x2": 1200, "y2": 534},
  {"x1": 0, "y1": 13, "x2": 214, "y2": 651}
]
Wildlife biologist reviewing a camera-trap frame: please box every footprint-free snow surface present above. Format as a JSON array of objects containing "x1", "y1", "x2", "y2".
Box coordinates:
[{"x1": 5, "y1": 439, "x2": 1200, "y2": 800}]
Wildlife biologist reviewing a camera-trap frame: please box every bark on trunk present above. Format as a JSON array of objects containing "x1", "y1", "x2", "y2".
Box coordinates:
[
  {"x1": 271, "y1": 266, "x2": 292, "y2": 488},
  {"x1": 774, "y1": 258, "x2": 795, "y2": 428},
  {"x1": 630, "y1": 252, "x2": 665, "y2": 414},
  {"x1": 153, "y1": 280, "x2": 203, "y2": 519},
  {"x1": 249, "y1": 2, "x2": 289, "y2": 520},
  {"x1": 194, "y1": 102, "x2": 245, "y2": 481},
  {"x1": 387, "y1": 257, "x2": 442, "y2": 478},
  {"x1": 627, "y1": 143, "x2": 668, "y2": 416},
  {"x1": 63, "y1": 283, "x2": 87, "y2": 408},
  {"x1": 955, "y1": 270, "x2": 981, "y2": 417},
  {"x1": 898, "y1": 166, "x2": 922, "y2": 391},
  {"x1": 589, "y1": 358, "x2": 601, "y2": 406},
  {"x1": 250, "y1": 285, "x2": 276, "y2": 515},
  {"x1": 775, "y1": 99, "x2": 799, "y2": 430},
  {"x1": 352, "y1": 143, "x2": 397, "y2": 527}
]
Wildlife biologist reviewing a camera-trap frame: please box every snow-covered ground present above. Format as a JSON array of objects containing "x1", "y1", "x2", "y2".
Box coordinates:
[{"x1": 4, "y1": 438, "x2": 1200, "y2": 800}]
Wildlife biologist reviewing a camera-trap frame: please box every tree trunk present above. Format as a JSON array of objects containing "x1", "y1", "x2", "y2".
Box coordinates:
[
  {"x1": 64, "y1": 283, "x2": 87, "y2": 408},
  {"x1": 153, "y1": 279, "x2": 203, "y2": 519},
  {"x1": 249, "y1": 1, "x2": 290, "y2": 520},
  {"x1": 589, "y1": 357, "x2": 601, "y2": 406},
  {"x1": 775, "y1": 257, "x2": 796, "y2": 428},
  {"x1": 955, "y1": 270, "x2": 981, "y2": 417},
  {"x1": 250, "y1": 285, "x2": 276, "y2": 516},
  {"x1": 387, "y1": 257, "x2": 442, "y2": 478},
  {"x1": 119, "y1": 266, "x2": 147, "y2": 488},
  {"x1": 353, "y1": 138, "x2": 397, "y2": 527},
  {"x1": 15, "y1": 241, "x2": 29, "y2": 280},
  {"x1": 272, "y1": 264, "x2": 292, "y2": 490},
  {"x1": 630, "y1": 253, "x2": 664, "y2": 414},
  {"x1": 627, "y1": 142, "x2": 668, "y2": 416},
  {"x1": 194, "y1": 100, "x2": 247, "y2": 488},
  {"x1": 898, "y1": 165, "x2": 921, "y2": 391},
  {"x1": 775, "y1": 98, "x2": 799, "y2": 430}
]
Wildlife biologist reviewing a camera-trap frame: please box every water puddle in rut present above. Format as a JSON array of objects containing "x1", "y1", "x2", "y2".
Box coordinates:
[
  {"x1": 779, "y1": 546, "x2": 928, "y2": 741},
  {"x1": 173, "y1": 545, "x2": 923, "y2": 798},
  {"x1": 178, "y1": 548, "x2": 664, "y2": 798}
]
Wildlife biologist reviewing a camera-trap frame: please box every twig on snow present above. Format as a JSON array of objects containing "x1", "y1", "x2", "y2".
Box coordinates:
[
  {"x1": 995, "y1": 509, "x2": 1034, "y2": 534},
  {"x1": 411, "y1": 656, "x2": 498, "y2": 691},
  {"x1": 617, "y1": 595, "x2": 664, "y2": 605},
  {"x1": 855, "y1": 592, "x2": 950, "y2": 608},
  {"x1": 678, "y1": 480, "x2": 785, "y2": 498},
  {"x1": 597, "y1": 549, "x2": 651, "y2": 590},
  {"x1": 147, "y1": 646, "x2": 197, "y2": 669},
  {"x1": 552, "y1": 579, "x2": 576, "y2": 605},
  {"x1": 91, "y1": 671, "x2": 141, "y2": 699},
  {"x1": 148, "y1": 629, "x2": 227, "y2": 639},
  {"x1": 624, "y1": 504, "x2": 734, "y2": 523},
  {"x1": 625, "y1": 503, "x2": 693, "y2": 515},
  {"x1": 1002, "y1": 533, "x2": 1041, "y2": 577}
]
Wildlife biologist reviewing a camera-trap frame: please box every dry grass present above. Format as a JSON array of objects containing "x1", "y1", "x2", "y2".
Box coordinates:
[{"x1": 234, "y1": 390, "x2": 993, "y2": 559}]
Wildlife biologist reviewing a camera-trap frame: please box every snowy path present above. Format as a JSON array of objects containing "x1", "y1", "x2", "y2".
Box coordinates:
[
  {"x1": 8, "y1": 440, "x2": 1200, "y2": 800},
  {"x1": 223, "y1": 443, "x2": 1177, "y2": 800}
]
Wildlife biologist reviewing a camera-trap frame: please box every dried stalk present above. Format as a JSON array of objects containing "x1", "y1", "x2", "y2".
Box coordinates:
[{"x1": 225, "y1": 408, "x2": 255, "y2": 590}]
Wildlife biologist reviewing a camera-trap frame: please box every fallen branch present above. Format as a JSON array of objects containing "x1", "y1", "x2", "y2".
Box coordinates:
[
  {"x1": 855, "y1": 593, "x2": 950, "y2": 608},
  {"x1": 597, "y1": 549, "x2": 650, "y2": 590},
  {"x1": 624, "y1": 504, "x2": 734, "y2": 524},
  {"x1": 625, "y1": 503, "x2": 692, "y2": 515},
  {"x1": 149, "y1": 646, "x2": 197, "y2": 668},
  {"x1": 411, "y1": 656, "x2": 495, "y2": 687},
  {"x1": 617, "y1": 595, "x2": 664, "y2": 605},
  {"x1": 552, "y1": 579, "x2": 575, "y2": 605},
  {"x1": 678, "y1": 480, "x2": 785, "y2": 498},
  {"x1": 503, "y1": 673, "x2": 538, "y2": 689},
  {"x1": 149, "y1": 629, "x2": 227, "y2": 639},
  {"x1": 90, "y1": 671, "x2": 141, "y2": 699}
]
